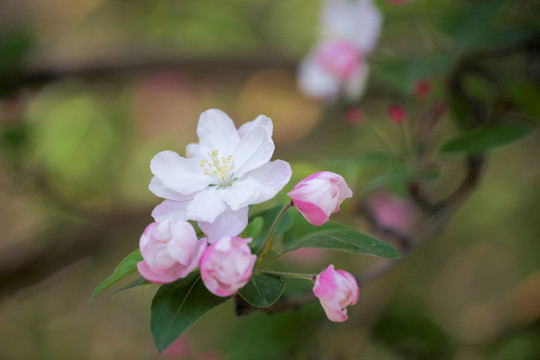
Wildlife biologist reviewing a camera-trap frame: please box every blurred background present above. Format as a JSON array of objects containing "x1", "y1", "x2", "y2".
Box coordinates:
[{"x1": 0, "y1": 0, "x2": 539, "y2": 359}]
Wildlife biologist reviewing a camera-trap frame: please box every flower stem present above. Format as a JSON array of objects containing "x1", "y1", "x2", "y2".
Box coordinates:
[
  {"x1": 257, "y1": 270, "x2": 316, "y2": 281},
  {"x1": 255, "y1": 202, "x2": 292, "y2": 265},
  {"x1": 365, "y1": 121, "x2": 397, "y2": 160}
]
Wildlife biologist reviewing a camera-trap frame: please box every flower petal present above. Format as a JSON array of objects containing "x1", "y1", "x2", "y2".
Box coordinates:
[
  {"x1": 238, "y1": 115, "x2": 273, "y2": 139},
  {"x1": 298, "y1": 54, "x2": 341, "y2": 99},
  {"x1": 233, "y1": 125, "x2": 275, "y2": 178},
  {"x1": 150, "y1": 150, "x2": 210, "y2": 195},
  {"x1": 199, "y1": 207, "x2": 249, "y2": 243},
  {"x1": 220, "y1": 177, "x2": 262, "y2": 211},
  {"x1": 197, "y1": 109, "x2": 240, "y2": 156},
  {"x1": 137, "y1": 260, "x2": 182, "y2": 284},
  {"x1": 344, "y1": 62, "x2": 369, "y2": 101},
  {"x1": 185, "y1": 142, "x2": 201, "y2": 158},
  {"x1": 151, "y1": 199, "x2": 190, "y2": 222},
  {"x1": 149, "y1": 176, "x2": 193, "y2": 201},
  {"x1": 185, "y1": 188, "x2": 226, "y2": 222},
  {"x1": 322, "y1": 0, "x2": 382, "y2": 52},
  {"x1": 244, "y1": 160, "x2": 292, "y2": 204}
]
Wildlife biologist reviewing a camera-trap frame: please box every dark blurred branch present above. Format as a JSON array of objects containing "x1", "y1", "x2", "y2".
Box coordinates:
[
  {"x1": 0, "y1": 208, "x2": 151, "y2": 299},
  {"x1": 18, "y1": 54, "x2": 296, "y2": 87}
]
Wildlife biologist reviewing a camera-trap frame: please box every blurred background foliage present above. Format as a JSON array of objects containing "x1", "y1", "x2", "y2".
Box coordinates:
[{"x1": 0, "y1": 0, "x2": 539, "y2": 359}]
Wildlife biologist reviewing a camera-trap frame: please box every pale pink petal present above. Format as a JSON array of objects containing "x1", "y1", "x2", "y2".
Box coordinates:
[
  {"x1": 220, "y1": 177, "x2": 261, "y2": 211},
  {"x1": 344, "y1": 62, "x2": 369, "y2": 101},
  {"x1": 232, "y1": 126, "x2": 275, "y2": 178},
  {"x1": 298, "y1": 55, "x2": 341, "y2": 99},
  {"x1": 238, "y1": 115, "x2": 273, "y2": 139},
  {"x1": 322, "y1": 0, "x2": 382, "y2": 52},
  {"x1": 151, "y1": 199, "x2": 190, "y2": 222},
  {"x1": 197, "y1": 109, "x2": 240, "y2": 156},
  {"x1": 199, "y1": 207, "x2": 249, "y2": 243},
  {"x1": 149, "y1": 176, "x2": 193, "y2": 201},
  {"x1": 137, "y1": 260, "x2": 182, "y2": 284},
  {"x1": 150, "y1": 150, "x2": 210, "y2": 194},
  {"x1": 244, "y1": 160, "x2": 292, "y2": 204},
  {"x1": 185, "y1": 188, "x2": 226, "y2": 222}
]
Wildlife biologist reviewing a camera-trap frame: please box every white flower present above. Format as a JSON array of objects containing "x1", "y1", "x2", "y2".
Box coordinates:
[
  {"x1": 298, "y1": 0, "x2": 382, "y2": 101},
  {"x1": 149, "y1": 109, "x2": 292, "y2": 242}
]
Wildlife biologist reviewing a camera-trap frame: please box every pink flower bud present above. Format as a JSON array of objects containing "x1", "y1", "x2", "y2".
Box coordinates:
[
  {"x1": 314, "y1": 40, "x2": 362, "y2": 79},
  {"x1": 288, "y1": 171, "x2": 353, "y2": 226},
  {"x1": 414, "y1": 79, "x2": 431, "y2": 98},
  {"x1": 388, "y1": 103, "x2": 406, "y2": 124},
  {"x1": 200, "y1": 236, "x2": 257, "y2": 297},
  {"x1": 137, "y1": 220, "x2": 207, "y2": 284},
  {"x1": 345, "y1": 106, "x2": 364, "y2": 126},
  {"x1": 313, "y1": 265, "x2": 359, "y2": 322}
]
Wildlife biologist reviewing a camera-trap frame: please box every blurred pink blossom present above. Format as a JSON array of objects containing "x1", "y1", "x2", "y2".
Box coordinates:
[
  {"x1": 288, "y1": 171, "x2": 353, "y2": 226},
  {"x1": 388, "y1": 103, "x2": 407, "y2": 123},
  {"x1": 162, "y1": 336, "x2": 190, "y2": 358},
  {"x1": 313, "y1": 265, "x2": 359, "y2": 322},
  {"x1": 345, "y1": 106, "x2": 364, "y2": 125},
  {"x1": 368, "y1": 191, "x2": 418, "y2": 234},
  {"x1": 298, "y1": 0, "x2": 382, "y2": 101},
  {"x1": 414, "y1": 79, "x2": 431, "y2": 97},
  {"x1": 200, "y1": 236, "x2": 257, "y2": 297}
]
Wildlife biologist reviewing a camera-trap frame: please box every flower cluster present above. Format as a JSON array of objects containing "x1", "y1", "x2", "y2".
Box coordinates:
[
  {"x1": 298, "y1": 0, "x2": 382, "y2": 101},
  {"x1": 135, "y1": 109, "x2": 359, "y2": 322}
]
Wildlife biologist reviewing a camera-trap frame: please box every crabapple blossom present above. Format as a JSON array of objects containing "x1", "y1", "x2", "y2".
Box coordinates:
[
  {"x1": 149, "y1": 109, "x2": 292, "y2": 242},
  {"x1": 298, "y1": 0, "x2": 382, "y2": 100},
  {"x1": 200, "y1": 236, "x2": 257, "y2": 297},
  {"x1": 313, "y1": 265, "x2": 359, "y2": 322},
  {"x1": 288, "y1": 171, "x2": 353, "y2": 226},
  {"x1": 137, "y1": 219, "x2": 207, "y2": 284}
]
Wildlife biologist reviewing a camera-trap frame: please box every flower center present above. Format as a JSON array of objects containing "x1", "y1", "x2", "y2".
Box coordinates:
[{"x1": 200, "y1": 149, "x2": 235, "y2": 185}]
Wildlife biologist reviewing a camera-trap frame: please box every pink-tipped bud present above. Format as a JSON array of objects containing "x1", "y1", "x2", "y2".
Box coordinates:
[
  {"x1": 414, "y1": 79, "x2": 431, "y2": 98},
  {"x1": 200, "y1": 236, "x2": 257, "y2": 297},
  {"x1": 137, "y1": 220, "x2": 207, "y2": 284},
  {"x1": 314, "y1": 40, "x2": 362, "y2": 80},
  {"x1": 313, "y1": 265, "x2": 359, "y2": 322},
  {"x1": 388, "y1": 103, "x2": 407, "y2": 124},
  {"x1": 288, "y1": 171, "x2": 353, "y2": 226},
  {"x1": 345, "y1": 107, "x2": 364, "y2": 126}
]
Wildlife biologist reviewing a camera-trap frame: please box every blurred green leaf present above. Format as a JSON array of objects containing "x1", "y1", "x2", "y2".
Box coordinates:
[
  {"x1": 0, "y1": 121, "x2": 29, "y2": 167},
  {"x1": 251, "y1": 205, "x2": 293, "y2": 253},
  {"x1": 280, "y1": 227, "x2": 400, "y2": 259},
  {"x1": 151, "y1": 272, "x2": 229, "y2": 352},
  {"x1": 440, "y1": 124, "x2": 534, "y2": 153},
  {"x1": 238, "y1": 274, "x2": 285, "y2": 308},
  {"x1": 373, "y1": 298, "x2": 454, "y2": 359},
  {"x1": 112, "y1": 276, "x2": 152, "y2": 296},
  {"x1": 89, "y1": 249, "x2": 142, "y2": 302},
  {"x1": 243, "y1": 216, "x2": 264, "y2": 240},
  {"x1": 441, "y1": 0, "x2": 535, "y2": 52},
  {"x1": 507, "y1": 82, "x2": 540, "y2": 122},
  {"x1": 362, "y1": 166, "x2": 412, "y2": 198},
  {"x1": 488, "y1": 331, "x2": 540, "y2": 360},
  {"x1": 0, "y1": 30, "x2": 33, "y2": 95},
  {"x1": 419, "y1": 163, "x2": 441, "y2": 182}
]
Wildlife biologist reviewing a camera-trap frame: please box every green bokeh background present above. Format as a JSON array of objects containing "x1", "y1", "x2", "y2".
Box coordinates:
[{"x1": 0, "y1": 0, "x2": 539, "y2": 359}]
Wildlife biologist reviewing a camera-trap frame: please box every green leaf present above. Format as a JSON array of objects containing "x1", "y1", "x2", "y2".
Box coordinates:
[
  {"x1": 280, "y1": 227, "x2": 400, "y2": 259},
  {"x1": 112, "y1": 276, "x2": 152, "y2": 296},
  {"x1": 419, "y1": 163, "x2": 441, "y2": 182},
  {"x1": 243, "y1": 216, "x2": 264, "y2": 240},
  {"x1": 440, "y1": 124, "x2": 534, "y2": 153},
  {"x1": 151, "y1": 272, "x2": 229, "y2": 352},
  {"x1": 89, "y1": 249, "x2": 142, "y2": 303},
  {"x1": 251, "y1": 205, "x2": 293, "y2": 252},
  {"x1": 238, "y1": 274, "x2": 285, "y2": 308}
]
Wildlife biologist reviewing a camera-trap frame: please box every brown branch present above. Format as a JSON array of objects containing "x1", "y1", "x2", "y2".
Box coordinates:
[{"x1": 0, "y1": 208, "x2": 151, "y2": 299}]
